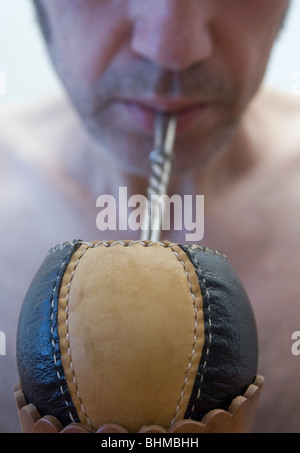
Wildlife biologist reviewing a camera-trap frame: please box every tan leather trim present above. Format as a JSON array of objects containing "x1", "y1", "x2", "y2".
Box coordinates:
[
  {"x1": 57, "y1": 243, "x2": 92, "y2": 427},
  {"x1": 169, "y1": 244, "x2": 204, "y2": 423},
  {"x1": 58, "y1": 241, "x2": 204, "y2": 432}
]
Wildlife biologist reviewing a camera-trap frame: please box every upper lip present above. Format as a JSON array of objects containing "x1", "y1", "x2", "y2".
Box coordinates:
[{"x1": 120, "y1": 97, "x2": 213, "y2": 114}]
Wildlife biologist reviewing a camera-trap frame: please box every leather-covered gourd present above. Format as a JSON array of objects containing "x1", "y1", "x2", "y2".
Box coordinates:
[{"x1": 16, "y1": 240, "x2": 259, "y2": 433}]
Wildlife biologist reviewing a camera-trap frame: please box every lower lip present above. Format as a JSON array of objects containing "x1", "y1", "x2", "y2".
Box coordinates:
[{"x1": 125, "y1": 102, "x2": 209, "y2": 134}]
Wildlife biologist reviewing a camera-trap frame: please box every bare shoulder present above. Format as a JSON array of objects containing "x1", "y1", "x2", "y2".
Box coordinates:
[
  {"x1": 252, "y1": 85, "x2": 300, "y2": 127},
  {"x1": 246, "y1": 85, "x2": 300, "y2": 167},
  {"x1": 0, "y1": 93, "x2": 80, "y2": 167},
  {"x1": 0, "y1": 93, "x2": 76, "y2": 134},
  {"x1": 235, "y1": 87, "x2": 300, "y2": 433},
  {"x1": 246, "y1": 86, "x2": 300, "y2": 220}
]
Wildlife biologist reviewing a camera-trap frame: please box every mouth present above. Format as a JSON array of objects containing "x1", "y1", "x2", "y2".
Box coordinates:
[{"x1": 120, "y1": 98, "x2": 215, "y2": 134}]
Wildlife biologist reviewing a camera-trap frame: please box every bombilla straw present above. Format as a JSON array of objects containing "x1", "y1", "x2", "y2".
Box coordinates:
[{"x1": 141, "y1": 113, "x2": 177, "y2": 242}]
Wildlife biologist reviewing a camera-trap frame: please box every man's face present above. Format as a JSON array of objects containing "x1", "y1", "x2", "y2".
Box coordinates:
[{"x1": 37, "y1": 0, "x2": 289, "y2": 176}]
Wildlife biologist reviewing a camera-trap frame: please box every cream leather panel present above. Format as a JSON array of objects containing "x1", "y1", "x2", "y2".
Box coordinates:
[{"x1": 58, "y1": 241, "x2": 204, "y2": 432}]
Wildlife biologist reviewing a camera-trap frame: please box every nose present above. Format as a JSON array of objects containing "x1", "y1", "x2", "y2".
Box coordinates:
[{"x1": 130, "y1": 0, "x2": 213, "y2": 72}]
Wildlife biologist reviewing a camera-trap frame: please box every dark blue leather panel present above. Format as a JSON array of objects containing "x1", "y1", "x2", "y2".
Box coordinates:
[
  {"x1": 180, "y1": 245, "x2": 258, "y2": 421},
  {"x1": 16, "y1": 241, "x2": 82, "y2": 426}
]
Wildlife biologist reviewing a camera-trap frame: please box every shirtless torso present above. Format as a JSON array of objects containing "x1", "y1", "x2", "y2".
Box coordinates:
[{"x1": 0, "y1": 85, "x2": 299, "y2": 433}]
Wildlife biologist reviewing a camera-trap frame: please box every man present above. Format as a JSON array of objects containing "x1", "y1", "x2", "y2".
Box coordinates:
[{"x1": 0, "y1": 0, "x2": 299, "y2": 433}]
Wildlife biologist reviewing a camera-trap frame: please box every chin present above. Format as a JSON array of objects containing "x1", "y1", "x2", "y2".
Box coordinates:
[{"x1": 83, "y1": 110, "x2": 237, "y2": 178}]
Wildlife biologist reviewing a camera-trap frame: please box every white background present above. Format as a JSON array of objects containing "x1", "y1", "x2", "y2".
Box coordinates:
[{"x1": 0, "y1": 0, "x2": 300, "y2": 105}]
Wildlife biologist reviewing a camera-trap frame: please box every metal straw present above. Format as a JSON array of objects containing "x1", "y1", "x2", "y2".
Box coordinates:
[{"x1": 141, "y1": 113, "x2": 177, "y2": 242}]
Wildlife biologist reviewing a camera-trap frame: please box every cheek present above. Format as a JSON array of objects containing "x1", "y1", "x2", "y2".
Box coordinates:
[
  {"x1": 211, "y1": 11, "x2": 280, "y2": 107},
  {"x1": 46, "y1": 2, "x2": 130, "y2": 85}
]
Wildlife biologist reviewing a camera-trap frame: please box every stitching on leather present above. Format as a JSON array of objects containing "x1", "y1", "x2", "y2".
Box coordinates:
[
  {"x1": 188, "y1": 251, "x2": 212, "y2": 417},
  {"x1": 49, "y1": 240, "x2": 227, "y2": 259},
  {"x1": 50, "y1": 258, "x2": 76, "y2": 424},
  {"x1": 190, "y1": 244, "x2": 229, "y2": 261},
  {"x1": 49, "y1": 240, "x2": 177, "y2": 254},
  {"x1": 63, "y1": 241, "x2": 178, "y2": 430},
  {"x1": 64, "y1": 245, "x2": 93, "y2": 429},
  {"x1": 61, "y1": 240, "x2": 215, "y2": 428},
  {"x1": 169, "y1": 246, "x2": 199, "y2": 425}
]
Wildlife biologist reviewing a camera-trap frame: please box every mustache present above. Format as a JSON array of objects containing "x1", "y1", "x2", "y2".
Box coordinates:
[{"x1": 91, "y1": 59, "x2": 236, "y2": 106}]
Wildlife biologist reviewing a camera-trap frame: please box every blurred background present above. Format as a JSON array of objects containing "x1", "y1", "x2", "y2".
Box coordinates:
[{"x1": 0, "y1": 0, "x2": 300, "y2": 105}]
